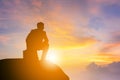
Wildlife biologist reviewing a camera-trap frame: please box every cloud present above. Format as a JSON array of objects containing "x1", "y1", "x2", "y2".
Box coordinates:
[
  {"x1": 101, "y1": 43, "x2": 120, "y2": 52},
  {"x1": 89, "y1": 0, "x2": 120, "y2": 4},
  {"x1": 31, "y1": 0, "x2": 42, "y2": 8},
  {"x1": 0, "y1": 18, "x2": 9, "y2": 21},
  {"x1": 93, "y1": 53, "x2": 120, "y2": 64},
  {"x1": 87, "y1": 62, "x2": 120, "y2": 80},
  {"x1": 0, "y1": 0, "x2": 106, "y2": 55},
  {"x1": 0, "y1": 35, "x2": 10, "y2": 45},
  {"x1": 98, "y1": 31, "x2": 120, "y2": 54},
  {"x1": 110, "y1": 32, "x2": 120, "y2": 43}
]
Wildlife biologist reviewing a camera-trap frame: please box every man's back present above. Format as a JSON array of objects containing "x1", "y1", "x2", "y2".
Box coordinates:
[
  {"x1": 26, "y1": 29, "x2": 45, "y2": 43},
  {"x1": 26, "y1": 29, "x2": 48, "y2": 50}
]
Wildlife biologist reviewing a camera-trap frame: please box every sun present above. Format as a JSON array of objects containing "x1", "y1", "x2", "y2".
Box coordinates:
[{"x1": 46, "y1": 49, "x2": 58, "y2": 63}]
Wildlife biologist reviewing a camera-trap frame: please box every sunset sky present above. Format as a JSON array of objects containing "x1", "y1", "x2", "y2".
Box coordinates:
[{"x1": 0, "y1": 0, "x2": 120, "y2": 80}]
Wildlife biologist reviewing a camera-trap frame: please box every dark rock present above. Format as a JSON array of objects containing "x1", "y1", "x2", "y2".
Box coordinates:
[{"x1": 0, "y1": 58, "x2": 69, "y2": 80}]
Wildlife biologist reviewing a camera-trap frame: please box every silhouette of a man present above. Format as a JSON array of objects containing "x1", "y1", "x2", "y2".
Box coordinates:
[{"x1": 26, "y1": 22, "x2": 49, "y2": 60}]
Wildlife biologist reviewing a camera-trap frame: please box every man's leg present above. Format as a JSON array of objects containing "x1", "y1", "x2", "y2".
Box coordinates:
[
  {"x1": 41, "y1": 43, "x2": 49, "y2": 61},
  {"x1": 25, "y1": 42, "x2": 39, "y2": 60}
]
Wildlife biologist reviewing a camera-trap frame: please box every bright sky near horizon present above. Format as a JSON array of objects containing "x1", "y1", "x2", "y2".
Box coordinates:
[{"x1": 0, "y1": 0, "x2": 120, "y2": 80}]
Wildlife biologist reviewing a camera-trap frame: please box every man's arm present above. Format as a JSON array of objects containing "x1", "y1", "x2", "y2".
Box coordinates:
[{"x1": 43, "y1": 31, "x2": 49, "y2": 43}]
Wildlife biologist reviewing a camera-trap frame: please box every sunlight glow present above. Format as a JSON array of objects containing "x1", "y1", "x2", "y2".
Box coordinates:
[{"x1": 46, "y1": 49, "x2": 58, "y2": 63}]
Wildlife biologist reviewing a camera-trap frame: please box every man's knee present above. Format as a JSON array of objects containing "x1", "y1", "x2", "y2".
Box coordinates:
[{"x1": 43, "y1": 42, "x2": 49, "y2": 48}]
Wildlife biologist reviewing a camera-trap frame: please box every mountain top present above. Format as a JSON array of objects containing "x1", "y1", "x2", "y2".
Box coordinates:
[{"x1": 0, "y1": 58, "x2": 69, "y2": 80}]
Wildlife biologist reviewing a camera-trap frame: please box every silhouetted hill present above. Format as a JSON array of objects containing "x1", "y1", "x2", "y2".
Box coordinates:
[{"x1": 0, "y1": 58, "x2": 69, "y2": 80}]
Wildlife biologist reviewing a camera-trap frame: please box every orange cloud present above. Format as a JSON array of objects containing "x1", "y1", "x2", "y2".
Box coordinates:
[
  {"x1": 101, "y1": 42, "x2": 120, "y2": 53},
  {"x1": 90, "y1": 53, "x2": 120, "y2": 65},
  {"x1": 47, "y1": 22, "x2": 97, "y2": 49}
]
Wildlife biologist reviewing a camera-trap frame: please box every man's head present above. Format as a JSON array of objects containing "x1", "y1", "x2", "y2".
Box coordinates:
[{"x1": 37, "y1": 22, "x2": 44, "y2": 30}]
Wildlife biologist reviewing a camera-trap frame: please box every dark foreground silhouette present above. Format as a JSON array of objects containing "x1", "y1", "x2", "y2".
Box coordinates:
[
  {"x1": 0, "y1": 22, "x2": 69, "y2": 80},
  {"x1": 26, "y1": 22, "x2": 49, "y2": 61},
  {"x1": 0, "y1": 58, "x2": 69, "y2": 80}
]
